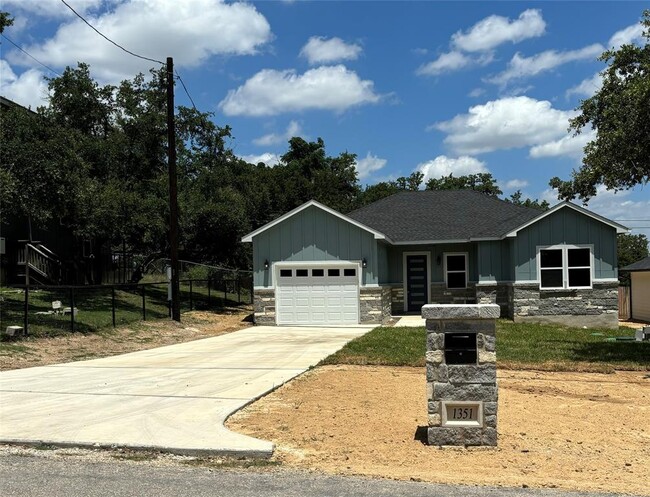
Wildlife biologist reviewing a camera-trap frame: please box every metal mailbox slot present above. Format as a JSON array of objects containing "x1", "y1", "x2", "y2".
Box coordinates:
[{"x1": 444, "y1": 332, "x2": 477, "y2": 364}]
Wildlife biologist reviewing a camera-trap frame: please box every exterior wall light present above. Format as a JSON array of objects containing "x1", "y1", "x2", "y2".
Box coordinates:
[
  {"x1": 362, "y1": 258, "x2": 367, "y2": 268},
  {"x1": 264, "y1": 259, "x2": 269, "y2": 270}
]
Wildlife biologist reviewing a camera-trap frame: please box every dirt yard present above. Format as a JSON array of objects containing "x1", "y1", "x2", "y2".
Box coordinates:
[
  {"x1": 0, "y1": 309, "x2": 251, "y2": 371},
  {"x1": 228, "y1": 365, "x2": 650, "y2": 496}
]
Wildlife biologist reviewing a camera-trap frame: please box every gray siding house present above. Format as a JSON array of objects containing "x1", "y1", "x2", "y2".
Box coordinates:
[{"x1": 242, "y1": 191, "x2": 627, "y2": 328}]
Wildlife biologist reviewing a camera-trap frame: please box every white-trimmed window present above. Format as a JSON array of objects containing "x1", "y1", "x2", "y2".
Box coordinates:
[
  {"x1": 538, "y1": 245, "x2": 592, "y2": 289},
  {"x1": 445, "y1": 253, "x2": 467, "y2": 289}
]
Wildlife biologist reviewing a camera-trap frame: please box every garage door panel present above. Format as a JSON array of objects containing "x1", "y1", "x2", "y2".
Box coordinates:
[{"x1": 276, "y1": 265, "x2": 360, "y2": 325}]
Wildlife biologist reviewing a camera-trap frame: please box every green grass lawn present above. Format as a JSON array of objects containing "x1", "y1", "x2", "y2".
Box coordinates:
[
  {"x1": 321, "y1": 320, "x2": 649, "y2": 372},
  {"x1": 0, "y1": 283, "x2": 250, "y2": 338}
]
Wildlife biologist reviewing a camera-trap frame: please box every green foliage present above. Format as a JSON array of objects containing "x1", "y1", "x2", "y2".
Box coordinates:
[
  {"x1": 321, "y1": 322, "x2": 648, "y2": 371},
  {"x1": 425, "y1": 173, "x2": 503, "y2": 196},
  {"x1": 618, "y1": 233, "x2": 650, "y2": 285},
  {"x1": 550, "y1": 10, "x2": 650, "y2": 201},
  {"x1": 359, "y1": 172, "x2": 423, "y2": 204},
  {"x1": 505, "y1": 190, "x2": 550, "y2": 210},
  {"x1": 0, "y1": 11, "x2": 13, "y2": 33}
]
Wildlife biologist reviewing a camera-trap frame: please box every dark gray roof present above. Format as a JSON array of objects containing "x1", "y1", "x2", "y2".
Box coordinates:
[
  {"x1": 347, "y1": 190, "x2": 541, "y2": 242},
  {"x1": 622, "y1": 256, "x2": 650, "y2": 272}
]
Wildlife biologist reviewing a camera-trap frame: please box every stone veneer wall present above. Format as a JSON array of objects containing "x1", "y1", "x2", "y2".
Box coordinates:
[
  {"x1": 475, "y1": 283, "x2": 514, "y2": 319},
  {"x1": 423, "y1": 304, "x2": 500, "y2": 447},
  {"x1": 390, "y1": 286, "x2": 404, "y2": 314},
  {"x1": 253, "y1": 289, "x2": 276, "y2": 325},
  {"x1": 512, "y1": 281, "x2": 619, "y2": 329},
  {"x1": 431, "y1": 283, "x2": 477, "y2": 304},
  {"x1": 360, "y1": 286, "x2": 391, "y2": 324}
]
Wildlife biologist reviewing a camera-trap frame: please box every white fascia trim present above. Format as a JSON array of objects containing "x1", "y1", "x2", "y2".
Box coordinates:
[
  {"x1": 391, "y1": 237, "x2": 501, "y2": 245},
  {"x1": 273, "y1": 260, "x2": 360, "y2": 267},
  {"x1": 593, "y1": 278, "x2": 620, "y2": 283},
  {"x1": 241, "y1": 199, "x2": 388, "y2": 242},
  {"x1": 504, "y1": 201, "x2": 629, "y2": 238}
]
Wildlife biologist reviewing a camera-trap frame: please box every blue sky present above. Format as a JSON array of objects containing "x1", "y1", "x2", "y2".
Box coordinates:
[{"x1": 1, "y1": 0, "x2": 649, "y2": 239}]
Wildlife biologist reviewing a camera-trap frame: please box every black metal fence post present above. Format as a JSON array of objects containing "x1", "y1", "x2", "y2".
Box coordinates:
[
  {"x1": 189, "y1": 280, "x2": 193, "y2": 311},
  {"x1": 237, "y1": 273, "x2": 241, "y2": 304},
  {"x1": 207, "y1": 278, "x2": 211, "y2": 309},
  {"x1": 70, "y1": 287, "x2": 75, "y2": 332},
  {"x1": 111, "y1": 286, "x2": 116, "y2": 327},
  {"x1": 141, "y1": 285, "x2": 146, "y2": 321}
]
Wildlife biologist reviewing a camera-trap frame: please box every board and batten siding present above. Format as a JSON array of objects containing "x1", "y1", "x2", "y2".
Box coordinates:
[
  {"x1": 513, "y1": 207, "x2": 617, "y2": 282},
  {"x1": 252, "y1": 205, "x2": 378, "y2": 287},
  {"x1": 631, "y1": 272, "x2": 650, "y2": 322},
  {"x1": 477, "y1": 239, "x2": 514, "y2": 283}
]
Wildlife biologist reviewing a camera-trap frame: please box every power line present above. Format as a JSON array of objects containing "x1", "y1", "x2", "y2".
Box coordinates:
[
  {"x1": 0, "y1": 34, "x2": 60, "y2": 76},
  {"x1": 58, "y1": 0, "x2": 199, "y2": 112},
  {"x1": 174, "y1": 71, "x2": 197, "y2": 111},
  {"x1": 59, "y1": 0, "x2": 164, "y2": 66}
]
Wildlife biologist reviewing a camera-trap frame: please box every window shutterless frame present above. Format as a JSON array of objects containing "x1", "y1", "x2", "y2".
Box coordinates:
[
  {"x1": 537, "y1": 244, "x2": 593, "y2": 290},
  {"x1": 444, "y1": 252, "x2": 468, "y2": 289}
]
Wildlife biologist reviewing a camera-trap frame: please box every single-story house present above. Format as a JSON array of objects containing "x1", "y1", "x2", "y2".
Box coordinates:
[
  {"x1": 621, "y1": 256, "x2": 650, "y2": 323},
  {"x1": 242, "y1": 190, "x2": 627, "y2": 328}
]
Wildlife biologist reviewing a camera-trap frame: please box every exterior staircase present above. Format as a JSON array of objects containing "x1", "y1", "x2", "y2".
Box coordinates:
[{"x1": 16, "y1": 241, "x2": 62, "y2": 285}]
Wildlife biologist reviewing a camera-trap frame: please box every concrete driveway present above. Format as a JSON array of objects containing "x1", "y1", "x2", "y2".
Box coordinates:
[{"x1": 0, "y1": 325, "x2": 373, "y2": 457}]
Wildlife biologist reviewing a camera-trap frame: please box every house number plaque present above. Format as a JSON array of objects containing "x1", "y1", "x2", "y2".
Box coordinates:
[{"x1": 441, "y1": 401, "x2": 483, "y2": 428}]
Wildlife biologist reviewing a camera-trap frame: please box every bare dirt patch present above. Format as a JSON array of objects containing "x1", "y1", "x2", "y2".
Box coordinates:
[
  {"x1": 0, "y1": 309, "x2": 251, "y2": 371},
  {"x1": 227, "y1": 366, "x2": 650, "y2": 495}
]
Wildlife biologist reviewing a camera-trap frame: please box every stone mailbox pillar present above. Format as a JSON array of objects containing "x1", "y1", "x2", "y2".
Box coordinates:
[{"x1": 422, "y1": 304, "x2": 500, "y2": 447}]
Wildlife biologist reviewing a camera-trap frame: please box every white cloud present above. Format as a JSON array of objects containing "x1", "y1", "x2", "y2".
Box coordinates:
[
  {"x1": 253, "y1": 121, "x2": 303, "y2": 146},
  {"x1": 417, "y1": 51, "x2": 471, "y2": 76},
  {"x1": 451, "y1": 9, "x2": 546, "y2": 52},
  {"x1": 418, "y1": 51, "x2": 494, "y2": 76},
  {"x1": 240, "y1": 152, "x2": 281, "y2": 167},
  {"x1": 0, "y1": 60, "x2": 49, "y2": 110},
  {"x1": 219, "y1": 65, "x2": 381, "y2": 116},
  {"x1": 416, "y1": 155, "x2": 488, "y2": 183},
  {"x1": 505, "y1": 179, "x2": 529, "y2": 190},
  {"x1": 355, "y1": 152, "x2": 387, "y2": 180},
  {"x1": 13, "y1": 0, "x2": 271, "y2": 83},
  {"x1": 608, "y1": 23, "x2": 644, "y2": 49},
  {"x1": 566, "y1": 73, "x2": 602, "y2": 98},
  {"x1": 529, "y1": 130, "x2": 595, "y2": 159},
  {"x1": 468, "y1": 88, "x2": 485, "y2": 98},
  {"x1": 433, "y1": 96, "x2": 576, "y2": 155},
  {"x1": 488, "y1": 44, "x2": 604, "y2": 86},
  {"x1": 300, "y1": 36, "x2": 362, "y2": 65}
]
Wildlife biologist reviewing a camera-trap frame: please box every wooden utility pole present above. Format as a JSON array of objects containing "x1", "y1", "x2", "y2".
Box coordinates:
[{"x1": 167, "y1": 57, "x2": 181, "y2": 321}]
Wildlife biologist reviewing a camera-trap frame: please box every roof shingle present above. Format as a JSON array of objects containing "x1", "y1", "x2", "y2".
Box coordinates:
[{"x1": 347, "y1": 190, "x2": 541, "y2": 242}]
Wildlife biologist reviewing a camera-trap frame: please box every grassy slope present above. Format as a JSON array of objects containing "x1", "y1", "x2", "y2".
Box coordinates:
[{"x1": 322, "y1": 321, "x2": 649, "y2": 372}]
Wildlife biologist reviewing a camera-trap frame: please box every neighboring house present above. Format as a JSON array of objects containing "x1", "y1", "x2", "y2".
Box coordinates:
[
  {"x1": 242, "y1": 191, "x2": 627, "y2": 329},
  {"x1": 621, "y1": 256, "x2": 650, "y2": 323}
]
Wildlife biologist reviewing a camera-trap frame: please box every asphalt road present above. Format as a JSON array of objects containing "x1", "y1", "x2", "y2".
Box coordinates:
[{"x1": 0, "y1": 455, "x2": 632, "y2": 497}]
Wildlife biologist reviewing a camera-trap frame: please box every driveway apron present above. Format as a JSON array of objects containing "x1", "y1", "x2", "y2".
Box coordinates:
[{"x1": 0, "y1": 325, "x2": 373, "y2": 457}]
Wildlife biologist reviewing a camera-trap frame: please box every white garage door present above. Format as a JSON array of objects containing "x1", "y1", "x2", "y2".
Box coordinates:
[{"x1": 276, "y1": 264, "x2": 360, "y2": 325}]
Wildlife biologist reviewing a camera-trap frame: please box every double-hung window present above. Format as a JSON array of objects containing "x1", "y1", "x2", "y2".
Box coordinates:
[
  {"x1": 538, "y1": 245, "x2": 592, "y2": 289},
  {"x1": 445, "y1": 253, "x2": 467, "y2": 289}
]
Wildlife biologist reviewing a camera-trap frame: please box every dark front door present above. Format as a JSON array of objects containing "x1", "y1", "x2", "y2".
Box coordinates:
[{"x1": 406, "y1": 254, "x2": 428, "y2": 312}]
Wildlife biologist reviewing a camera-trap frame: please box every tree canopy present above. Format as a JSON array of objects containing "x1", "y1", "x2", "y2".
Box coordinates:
[
  {"x1": 617, "y1": 233, "x2": 649, "y2": 285},
  {"x1": 1, "y1": 59, "x2": 550, "y2": 274},
  {"x1": 550, "y1": 10, "x2": 650, "y2": 201}
]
